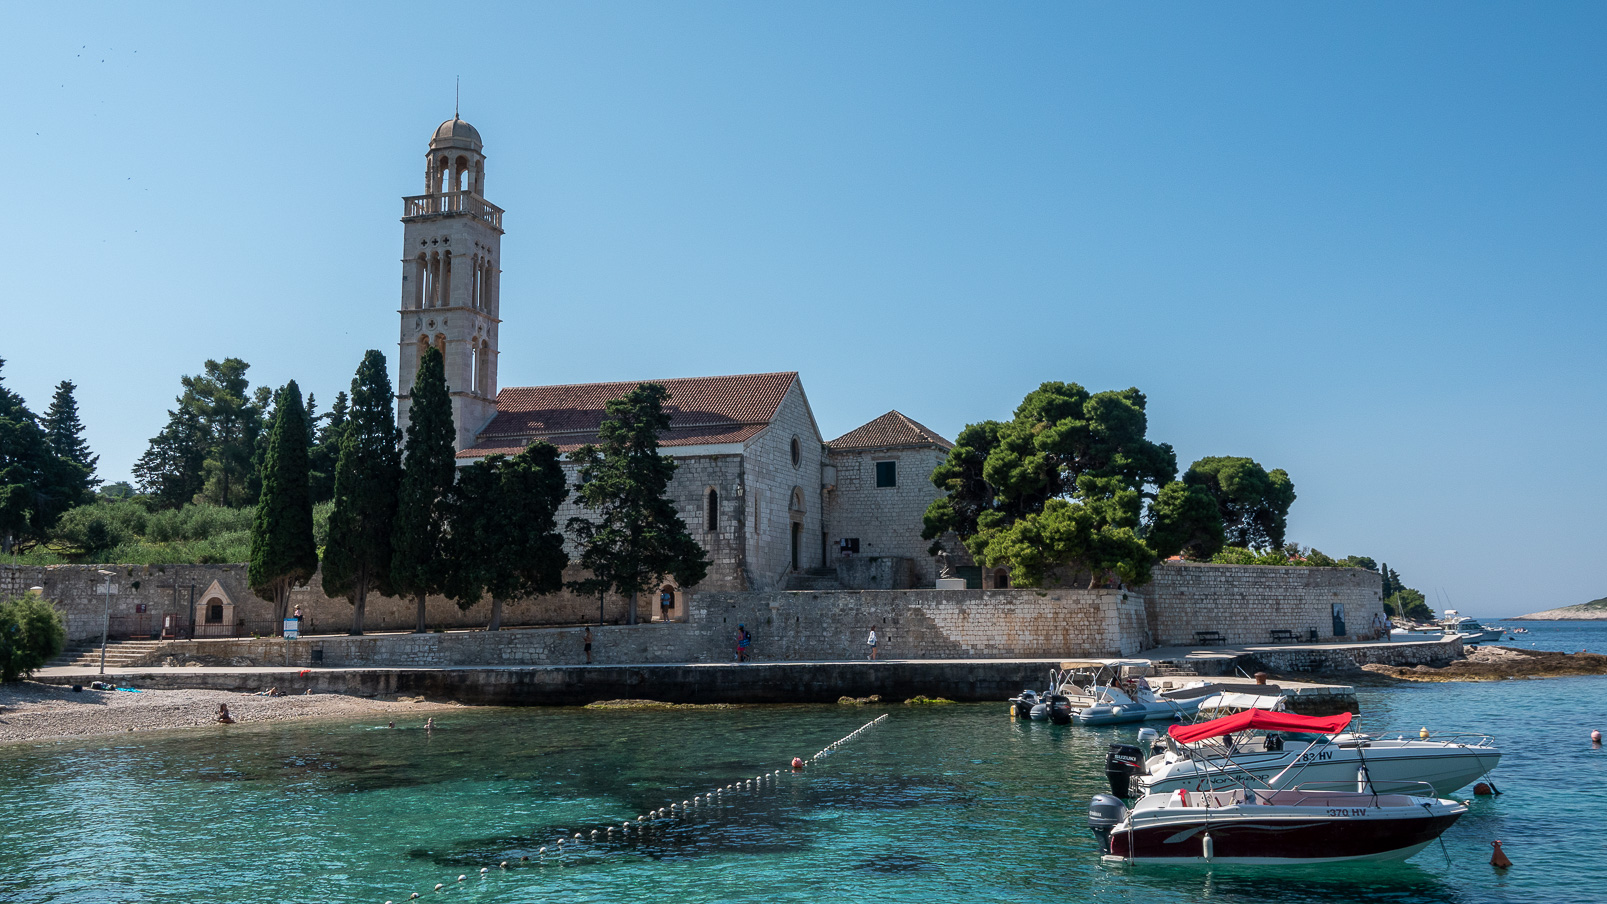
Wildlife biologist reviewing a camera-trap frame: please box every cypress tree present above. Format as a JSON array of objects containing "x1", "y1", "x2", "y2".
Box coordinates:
[
  {"x1": 446, "y1": 442, "x2": 568, "y2": 631},
  {"x1": 249, "y1": 380, "x2": 318, "y2": 635},
  {"x1": 43, "y1": 380, "x2": 98, "y2": 497},
  {"x1": 391, "y1": 347, "x2": 457, "y2": 633},
  {"x1": 568, "y1": 383, "x2": 709, "y2": 625},
  {"x1": 321, "y1": 353, "x2": 400, "y2": 635}
]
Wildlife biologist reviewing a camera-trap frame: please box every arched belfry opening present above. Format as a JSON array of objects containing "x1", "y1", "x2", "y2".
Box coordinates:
[{"x1": 397, "y1": 115, "x2": 504, "y2": 453}]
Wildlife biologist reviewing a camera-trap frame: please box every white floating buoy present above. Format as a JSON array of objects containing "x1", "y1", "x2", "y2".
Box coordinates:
[
  {"x1": 574, "y1": 833, "x2": 583, "y2": 840},
  {"x1": 480, "y1": 867, "x2": 488, "y2": 875},
  {"x1": 410, "y1": 894, "x2": 419, "y2": 900},
  {"x1": 435, "y1": 883, "x2": 444, "y2": 891},
  {"x1": 457, "y1": 874, "x2": 466, "y2": 882},
  {"x1": 500, "y1": 861, "x2": 508, "y2": 869},
  {"x1": 539, "y1": 846, "x2": 546, "y2": 854},
  {"x1": 590, "y1": 830, "x2": 598, "y2": 839}
]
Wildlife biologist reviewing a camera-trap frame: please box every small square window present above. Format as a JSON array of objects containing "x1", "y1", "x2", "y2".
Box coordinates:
[{"x1": 875, "y1": 461, "x2": 897, "y2": 488}]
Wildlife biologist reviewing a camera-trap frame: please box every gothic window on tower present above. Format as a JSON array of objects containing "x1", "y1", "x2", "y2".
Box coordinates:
[
  {"x1": 413, "y1": 254, "x2": 426, "y2": 309},
  {"x1": 706, "y1": 488, "x2": 719, "y2": 531}
]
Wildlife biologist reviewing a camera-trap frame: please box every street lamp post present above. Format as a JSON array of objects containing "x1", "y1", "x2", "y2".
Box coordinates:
[{"x1": 96, "y1": 569, "x2": 115, "y2": 676}]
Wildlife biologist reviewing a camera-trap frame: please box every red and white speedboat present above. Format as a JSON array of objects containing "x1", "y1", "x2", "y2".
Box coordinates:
[{"x1": 1088, "y1": 710, "x2": 1467, "y2": 864}]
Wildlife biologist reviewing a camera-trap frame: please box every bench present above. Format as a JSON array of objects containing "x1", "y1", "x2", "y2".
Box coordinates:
[
  {"x1": 1269, "y1": 629, "x2": 1297, "y2": 644},
  {"x1": 1194, "y1": 630, "x2": 1226, "y2": 646}
]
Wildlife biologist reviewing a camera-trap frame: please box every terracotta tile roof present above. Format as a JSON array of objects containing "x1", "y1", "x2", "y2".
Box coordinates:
[
  {"x1": 458, "y1": 372, "x2": 797, "y2": 459},
  {"x1": 828, "y1": 410, "x2": 952, "y2": 452}
]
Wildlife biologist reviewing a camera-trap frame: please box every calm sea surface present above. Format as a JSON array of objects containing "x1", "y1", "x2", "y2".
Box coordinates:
[{"x1": 2, "y1": 624, "x2": 1604, "y2": 904}]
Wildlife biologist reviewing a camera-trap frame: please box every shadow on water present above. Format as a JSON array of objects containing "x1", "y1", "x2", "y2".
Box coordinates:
[{"x1": 1108, "y1": 862, "x2": 1471, "y2": 904}]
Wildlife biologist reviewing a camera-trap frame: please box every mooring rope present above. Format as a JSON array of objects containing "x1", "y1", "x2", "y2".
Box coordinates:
[{"x1": 380, "y1": 714, "x2": 890, "y2": 904}]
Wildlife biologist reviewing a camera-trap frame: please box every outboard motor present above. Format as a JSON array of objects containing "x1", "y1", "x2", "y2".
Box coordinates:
[
  {"x1": 1136, "y1": 726, "x2": 1160, "y2": 756},
  {"x1": 1087, "y1": 794, "x2": 1128, "y2": 854},
  {"x1": 1106, "y1": 743, "x2": 1144, "y2": 797}
]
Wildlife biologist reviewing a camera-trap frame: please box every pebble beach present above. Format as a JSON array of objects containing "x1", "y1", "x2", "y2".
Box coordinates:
[{"x1": 0, "y1": 681, "x2": 457, "y2": 745}]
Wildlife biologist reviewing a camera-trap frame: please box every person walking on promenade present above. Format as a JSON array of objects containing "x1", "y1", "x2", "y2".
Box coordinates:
[
  {"x1": 737, "y1": 624, "x2": 752, "y2": 662},
  {"x1": 584, "y1": 627, "x2": 593, "y2": 664},
  {"x1": 660, "y1": 588, "x2": 674, "y2": 622},
  {"x1": 866, "y1": 628, "x2": 879, "y2": 661}
]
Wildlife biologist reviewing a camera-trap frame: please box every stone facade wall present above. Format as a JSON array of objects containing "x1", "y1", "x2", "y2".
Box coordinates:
[
  {"x1": 824, "y1": 445, "x2": 949, "y2": 586},
  {"x1": 553, "y1": 452, "x2": 750, "y2": 595},
  {"x1": 742, "y1": 382, "x2": 827, "y2": 588},
  {"x1": 1144, "y1": 562, "x2": 1386, "y2": 646}
]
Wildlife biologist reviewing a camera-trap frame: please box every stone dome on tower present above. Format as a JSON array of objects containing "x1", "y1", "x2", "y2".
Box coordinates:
[{"x1": 431, "y1": 117, "x2": 482, "y2": 151}]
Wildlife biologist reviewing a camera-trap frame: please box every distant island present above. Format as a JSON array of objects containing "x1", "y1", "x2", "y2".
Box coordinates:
[{"x1": 1511, "y1": 596, "x2": 1607, "y2": 620}]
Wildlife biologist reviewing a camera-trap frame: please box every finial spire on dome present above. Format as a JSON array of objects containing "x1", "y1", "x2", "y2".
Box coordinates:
[{"x1": 455, "y1": 76, "x2": 459, "y2": 120}]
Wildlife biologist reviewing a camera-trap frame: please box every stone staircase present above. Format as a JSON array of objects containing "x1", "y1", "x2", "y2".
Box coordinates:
[
  {"x1": 44, "y1": 639, "x2": 167, "y2": 670},
  {"x1": 785, "y1": 568, "x2": 842, "y2": 592},
  {"x1": 1153, "y1": 660, "x2": 1201, "y2": 678}
]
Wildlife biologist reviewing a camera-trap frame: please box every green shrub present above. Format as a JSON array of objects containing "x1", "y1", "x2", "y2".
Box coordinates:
[{"x1": 0, "y1": 594, "x2": 67, "y2": 682}]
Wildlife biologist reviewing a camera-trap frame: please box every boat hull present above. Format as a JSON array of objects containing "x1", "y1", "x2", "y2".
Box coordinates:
[{"x1": 1107, "y1": 810, "x2": 1463, "y2": 863}]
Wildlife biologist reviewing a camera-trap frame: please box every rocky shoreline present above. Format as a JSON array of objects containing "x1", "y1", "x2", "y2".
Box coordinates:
[
  {"x1": 1507, "y1": 606, "x2": 1607, "y2": 620},
  {"x1": 0, "y1": 681, "x2": 459, "y2": 746},
  {"x1": 1361, "y1": 645, "x2": 1607, "y2": 682}
]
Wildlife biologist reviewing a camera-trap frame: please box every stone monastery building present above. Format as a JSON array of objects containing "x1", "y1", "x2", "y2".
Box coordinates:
[{"x1": 394, "y1": 118, "x2": 954, "y2": 593}]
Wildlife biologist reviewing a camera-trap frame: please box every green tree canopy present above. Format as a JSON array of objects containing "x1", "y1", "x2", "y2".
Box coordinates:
[
  {"x1": 1145, "y1": 480, "x2": 1225, "y2": 561},
  {"x1": 322, "y1": 353, "x2": 400, "y2": 635},
  {"x1": 445, "y1": 443, "x2": 570, "y2": 630},
  {"x1": 391, "y1": 347, "x2": 457, "y2": 633},
  {"x1": 0, "y1": 360, "x2": 83, "y2": 553},
  {"x1": 922, "y1": 382, "x2": 1176, "y2": 587},
  {"x1": 43, "y1": 380, "x2": 98, "y2": 497},
  {"x1": 308, "y1": 389, "x2": 349, "y2": 505},
  {"x1": 567, "y1": 383, "x2": 709, "y2": 624},
  {"x1": 248, "y1": 380, "x2": 318, "y2": 634},
  {"x1": 1183, "y1": 456, "x2": 1296, "y2": 550},
  {"x1": 132, "y1": 405, "x2": 208, "y2": 509},
  {"x1": 133, "y1": 358, "x2": 268, "y2": 510}
]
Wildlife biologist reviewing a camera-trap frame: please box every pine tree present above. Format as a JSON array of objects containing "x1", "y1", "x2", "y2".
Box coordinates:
[
  {"x1": 322, "y1": 354, "x2": 400, "y2": 635},
  {"x1": 446, "y1": 442, "x2": 568, "y2": 631},
  {"x1": 249, "y1": 380, "x2": 318, "y2": 635},
  {"x1": 132, "y1": 406, "x2": 208, "y2": 508},
  {"x1": 43, "y1": 380, "x2": 99, "y2": 496},
  {"x1": 0, "y1": 360, "x2": 80, "y2": 553},
  {"x1": 309, "y1": 390, "x2": 349, "y2": 505},
  {"x1": 391, "y1": 347, "x2": 457, "y2": 633},
  {"x1": 568, "y1": 383, "x2": 709, "y2": 625}
]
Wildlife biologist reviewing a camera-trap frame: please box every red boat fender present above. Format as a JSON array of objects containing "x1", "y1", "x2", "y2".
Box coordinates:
[{"x1": 791, "y1": 757, "x2": 805, "y2": 770}]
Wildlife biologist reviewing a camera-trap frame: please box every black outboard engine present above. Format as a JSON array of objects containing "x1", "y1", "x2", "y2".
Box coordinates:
[
  {"x1": 1047, "y1": 695, "x2": 1073, "y2": 725},
  {"x1": 1087, "y1": 794, "x2": 1128, "y2": 854},
  {"x1": 1106, "y1": 743, "x2": 1144, "y2": 797}
]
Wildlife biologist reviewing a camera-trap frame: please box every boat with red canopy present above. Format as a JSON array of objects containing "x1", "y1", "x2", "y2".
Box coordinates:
[{"x1": 1087, "y1": 711, "x2": 1467, "y2": 864}]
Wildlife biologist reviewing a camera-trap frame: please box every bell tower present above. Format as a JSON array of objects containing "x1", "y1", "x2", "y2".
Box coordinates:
[{"x1": 397, "y1": 117, "x2": 504, "y2": 450}]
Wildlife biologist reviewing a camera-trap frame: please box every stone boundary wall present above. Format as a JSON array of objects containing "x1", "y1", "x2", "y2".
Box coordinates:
[
  {"x1": 689, "y1": 588, "x2": 1148, "y2": 660},
  {"x1": 0, "y1": 563, "x2": 658, "y2": 642},
  {"x1": 1145, "y1": 563, "x2": 1385, "y2": 646},
  {"x1": 120, "y1": 587, "x2": 1148, "y2": 668}
]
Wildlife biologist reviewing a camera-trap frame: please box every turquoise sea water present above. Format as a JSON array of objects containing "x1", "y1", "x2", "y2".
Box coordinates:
[{"x1": 3, "y1": 633, "x2": 1605, "y2": 904}]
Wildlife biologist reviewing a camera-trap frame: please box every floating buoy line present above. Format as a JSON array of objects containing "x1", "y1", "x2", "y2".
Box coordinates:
[{"x1": 380, "y1": 714, "x2": 890, "y2": 903}]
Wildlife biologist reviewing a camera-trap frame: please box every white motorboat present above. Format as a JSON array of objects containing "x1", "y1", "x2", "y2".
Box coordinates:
[
  {"x1": 1058, "y1": 662, "x2": 1215, "y2": 725},
  {"x1": 1106, "y1": 710, "x2": 1501, "y2": 798},
  {"x1": 1442, "y1": 611, "x2": 1504, "y2": 643},
  {"x1": 1088, "y1": 710, "x2": 1469, "y2": 864}
]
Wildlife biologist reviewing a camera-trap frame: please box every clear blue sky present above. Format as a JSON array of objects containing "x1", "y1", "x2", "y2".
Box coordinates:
[{"x1": 3, "y1": 3, "x2": 1603, "y2": 616}]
